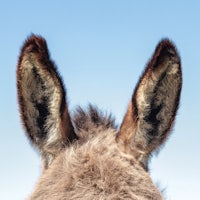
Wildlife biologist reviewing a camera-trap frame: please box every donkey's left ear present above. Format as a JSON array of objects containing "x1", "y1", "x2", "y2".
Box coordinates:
[
  {"x1": 117, "y1": 39, "x2": 182, "y2": 169},
  {"x1": 17, "y1": 35, "x2": 78, "y2": 168}
]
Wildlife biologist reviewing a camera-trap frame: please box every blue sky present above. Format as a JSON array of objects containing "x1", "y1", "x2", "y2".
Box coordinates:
[{"x1": 0, "y1": 1, "x2": 199, "y2": 199}]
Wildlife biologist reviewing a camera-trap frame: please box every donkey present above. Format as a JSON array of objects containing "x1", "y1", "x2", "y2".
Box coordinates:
[{"x1": 17, "y1": 35, "x2": 182, "y2": 200}]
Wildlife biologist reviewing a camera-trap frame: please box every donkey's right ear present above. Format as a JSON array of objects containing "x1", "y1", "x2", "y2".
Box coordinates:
[
  {"x1": 117, "y1": 39, "x2": 182, "y2": 169},
  {"x1": 17, "y1": 35, "x2": 78, "y2": 168}
]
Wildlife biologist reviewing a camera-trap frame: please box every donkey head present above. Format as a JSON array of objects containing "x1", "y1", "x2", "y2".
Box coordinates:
[{"x1": 17, "y1": 35, "x2": 182, "y2": 199}]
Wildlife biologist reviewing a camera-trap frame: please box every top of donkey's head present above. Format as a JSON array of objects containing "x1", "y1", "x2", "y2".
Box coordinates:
[{"x1": 17, "y1": 35, "x2": 182, "y2": 200}]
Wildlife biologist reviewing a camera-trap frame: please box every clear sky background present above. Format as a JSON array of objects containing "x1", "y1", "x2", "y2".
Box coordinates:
[{"x1": 0, "y1": 1, "x2": 199, "y2": 199}]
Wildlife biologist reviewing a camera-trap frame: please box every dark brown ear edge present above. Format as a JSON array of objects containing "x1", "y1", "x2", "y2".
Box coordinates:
[{"x1": 16, "y1": 34, "x2": 78, "y2": 146}]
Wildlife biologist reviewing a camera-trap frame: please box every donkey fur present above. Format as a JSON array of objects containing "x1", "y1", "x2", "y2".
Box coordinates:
[{"x1": 17, "y1": 35, "x2": 182, "y2": 200}]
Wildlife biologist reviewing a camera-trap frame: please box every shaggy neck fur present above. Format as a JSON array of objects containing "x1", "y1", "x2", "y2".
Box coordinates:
[{"x1": 30, "y1": 107, "x2": 162, "y2": 199}]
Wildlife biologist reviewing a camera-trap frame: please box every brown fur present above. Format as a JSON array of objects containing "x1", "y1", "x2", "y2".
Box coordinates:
[{"x1": 17, "y1": 35, "x2": 182, "y2": 199}]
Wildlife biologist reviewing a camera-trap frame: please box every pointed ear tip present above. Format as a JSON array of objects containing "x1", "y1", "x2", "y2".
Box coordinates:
[
  {"x1": 21, "y1": 34, "x2": 47, "y2": 54},
  {"x1": 155, "y1": 38, "x2": 181, "y2": 66},
  {"x1": 158, "y1": 38, "x2": 179, "y2": 53},
  {"x1": 26, "y1": 33, "x2": 46, "y2": 43}
]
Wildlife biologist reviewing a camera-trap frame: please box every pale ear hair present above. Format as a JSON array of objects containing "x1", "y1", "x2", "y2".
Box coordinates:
[
  {"x1": 17, "y1": 35, "x2": 78, "y2": 169},
  {"x1": 117, "y1": 39, "x2": 182, "y2": 169}
]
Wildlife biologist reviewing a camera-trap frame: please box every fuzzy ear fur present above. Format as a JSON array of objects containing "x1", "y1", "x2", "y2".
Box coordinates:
[
  {"x1": 17, "y1": 35, "x2": 78, "y2": 168},
  {"x1": 117, "y1": 39, "x2": 182, "y2": 169}
]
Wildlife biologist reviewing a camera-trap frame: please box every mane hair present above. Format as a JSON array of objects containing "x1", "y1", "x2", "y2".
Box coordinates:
[{"x1": 73, "y1": 104, "x2": 117, "y2": 137}]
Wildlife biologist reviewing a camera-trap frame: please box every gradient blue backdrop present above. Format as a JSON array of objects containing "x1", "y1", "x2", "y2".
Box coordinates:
[{"x1": 0, "y1": 1, "x2": 199, "y2": 199}]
